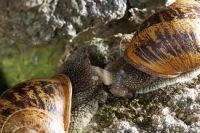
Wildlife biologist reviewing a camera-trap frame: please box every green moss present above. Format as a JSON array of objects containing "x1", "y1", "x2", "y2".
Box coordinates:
[{"x1": 0, "y1": 39, "x2": 64, "y2": 89}]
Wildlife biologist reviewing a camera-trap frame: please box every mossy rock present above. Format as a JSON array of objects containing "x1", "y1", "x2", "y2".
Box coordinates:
[{"x1": 0, "y1": 38, "x2": 64, "y2": 92}]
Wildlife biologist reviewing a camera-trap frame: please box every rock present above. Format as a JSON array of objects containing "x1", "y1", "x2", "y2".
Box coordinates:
[
  {"x1": 0, "y1": 38, "x2": 64, "y2": 88},
  {"x1": 161, "y1": 107, "x2": 189, "y2": 132},
  {"x1": 88, "y1": 80, "x2": 200, "y2": 132},
  {"x1": 128, "y1": 8, "x2": 155, "y2": 26},
  {"x1": 127, "y1": 0, "x2": 176, "y2": 26},
  {"x1": 0, "y1": 0, "x2": 127, "y2": 45},
  {"x1": 103, "y1": 121, "x2": 139, "y2": 133},
  {"x1": 0, "y1": 0, "x2": 129, "y2": 87}
]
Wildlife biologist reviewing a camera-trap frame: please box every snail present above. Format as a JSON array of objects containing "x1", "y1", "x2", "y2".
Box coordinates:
[
  {"x1": 0, "y1": 49, "x2": 104, "y2": 133},
  {"x1": 95, "y1": 0, "x2": 200, "y2": 97},
  {"x1": 1, "y1": 0, "x2": 200, "y2": 132}
]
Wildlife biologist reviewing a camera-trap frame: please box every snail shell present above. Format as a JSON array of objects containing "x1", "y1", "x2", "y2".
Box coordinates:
[
  {"x1": 125, "y1": 0, "x2": 200, "y2": 78},
  {"x1": 0, "y1": 74, "x2": 72, "y2": 133}
]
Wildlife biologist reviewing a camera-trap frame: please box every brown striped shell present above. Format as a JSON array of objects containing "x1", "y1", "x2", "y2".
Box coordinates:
[
  {"x1": 125, "y1": 0, "x2": 200, "y2": 78},
  {"x1": 0, "y1": 74, "x2": 72, "y2": 133}
]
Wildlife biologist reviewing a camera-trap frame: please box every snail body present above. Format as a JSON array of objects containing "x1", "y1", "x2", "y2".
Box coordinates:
[{"x1": 104, "y1": 0, "x2": 200, "y2": 96}]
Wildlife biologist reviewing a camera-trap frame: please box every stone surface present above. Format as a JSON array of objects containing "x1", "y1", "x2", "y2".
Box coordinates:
[
  {"x1": 0, "y1": 0, "x2": 127, "y2": 45},
  {"x1": 103, "y1": 121, "x2": 139, "y2": 133},
  {"x1": 0, "y1": 0, "x2": 130, "y2": 91},
  {"x1": 0, "y1": 38, "x2": 64, "y2": 88},
  {"x1": 87, "y1": 79, "x2": 200, "y2": 132}
]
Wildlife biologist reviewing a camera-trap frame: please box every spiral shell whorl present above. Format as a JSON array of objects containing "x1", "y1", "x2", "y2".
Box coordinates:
[
  {"x1": 0, "y1": 75, "x2": 72, "y2": 133},
  {"x1": 1, "y1": 108, "x2": 64, "y2": 133},
  {"x1": 125, "y1": 0, "x2": 200, "y2": 78}
]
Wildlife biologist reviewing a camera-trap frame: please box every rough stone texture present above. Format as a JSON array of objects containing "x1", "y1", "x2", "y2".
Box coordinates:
[
  {"x1": 0, "y1": 0, "x2": 127, "y2": 45},
  {"x1": 103, "y1": 121, "x2": 139, "y2": 133},
  {"x1": 86, "y1": 78, "x2": 200, "y2": 132},
  {"x1": 127, "y1": 0, "x2": 176, "y2": 27},
  {"x1": 0, "y1": 0, "x2": 129, "y2": 89}
]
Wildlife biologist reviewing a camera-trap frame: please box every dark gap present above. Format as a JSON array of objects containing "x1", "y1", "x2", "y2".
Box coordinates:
[{"x1": 0, "y1": 69, "x2": 9, "y2": 94}]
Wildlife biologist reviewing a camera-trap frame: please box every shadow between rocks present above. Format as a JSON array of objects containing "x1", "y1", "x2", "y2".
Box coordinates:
[{"x1": 0, "y1": 69, "x2": 9, "y2": 94}]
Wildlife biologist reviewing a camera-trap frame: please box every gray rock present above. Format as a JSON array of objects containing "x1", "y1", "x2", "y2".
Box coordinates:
[
  {"x1": 0, "y1": 0, "x2": 127, "y2": 45},
  {"x1": 89, "y1": 79, "x2": 200, "y2": 132},
  {"x1": 103, "y1": 121, "x2": 139, "y2": 133}
]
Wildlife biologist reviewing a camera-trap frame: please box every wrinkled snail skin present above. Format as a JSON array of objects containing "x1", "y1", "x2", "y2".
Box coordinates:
[
  {"x1": 0, "y1": 74, "x2": 72, "y2": 133},
  {"x1": 104, "y1": 0, "x2": 200, "y2": 97},
  {"x1": 62, "y1": 50, "x2": 101, "y2": 110},
  {"x1": 62, "y1": 49, "x2": 103, "y2": 132},
  {"x1": 0, "y1": 49, "x2": 103, "y2": 133}
]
